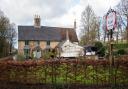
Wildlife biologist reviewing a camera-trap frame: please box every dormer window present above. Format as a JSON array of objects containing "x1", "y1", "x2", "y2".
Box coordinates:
[
  {"x1": 35, "y1": 41, "x2": 40, "y2": 46},
  {"x1": 47, "y1": 41, "x2": 50, "y2": 46},
  {"x1": 25, "y1": 41, "x2": 29, "y2": 45}
]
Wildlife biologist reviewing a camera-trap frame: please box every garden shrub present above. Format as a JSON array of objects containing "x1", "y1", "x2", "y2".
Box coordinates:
[
  {"x1": 42, "y1": 51, "x2": 55, "y2": 59},
  {"x1": 113, "y1": 43, "x2": 128, "y2": 49},
  {"x1": 94, "y1": 41, "x2": 106, "y2": 57},
  {"x1": 117, "y1": 49, "x2": 126, "y2": 55},
  {"x1": 17, "y1": 54, "x2": 25, "y2": 61}
]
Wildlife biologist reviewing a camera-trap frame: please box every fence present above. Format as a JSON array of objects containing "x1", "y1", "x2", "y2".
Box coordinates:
[{"x1": 0, "y1": 57, "x2": 128, "y2": 89}]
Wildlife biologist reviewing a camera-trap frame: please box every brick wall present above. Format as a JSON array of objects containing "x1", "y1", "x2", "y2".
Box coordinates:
[{"x1": 18, "y1": 41, "x2": 59, "y2": 54}]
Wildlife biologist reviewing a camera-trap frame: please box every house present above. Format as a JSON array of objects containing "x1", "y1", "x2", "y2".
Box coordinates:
[
  {"x1": 56, "y1": 31, "x2": 84, "y2": 58},
  {"x1": 18, "y1": 15, "x2": 78, "y2": 58}
]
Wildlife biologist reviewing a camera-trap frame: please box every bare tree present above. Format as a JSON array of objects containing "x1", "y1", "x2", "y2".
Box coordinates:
[
  {"x1": 102, "y1": 15, "x2": 107, "y2": 43},
  {"x1": 0, "y1": 11, "x2": 9, "y2": 57},
  {"x1": 80, "y1": 5, "x2": 98, "y2": 45},
  {"x1": 117, "y1": 0, "x2": 128, "y2": 43},
  {"x1": 97, "y1": 17, "x2": 101, "y2": 41},
  {"x1": 115, "y1": 13, "x2": 125, "y2": 43},
  {"x1": 0, "y1": 10, "x2": 16, "y2": 57}
]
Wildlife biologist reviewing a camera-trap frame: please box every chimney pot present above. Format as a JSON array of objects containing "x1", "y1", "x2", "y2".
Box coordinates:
[{"x1": 34, "y1": 14, "x2": 41, "y2": 29}]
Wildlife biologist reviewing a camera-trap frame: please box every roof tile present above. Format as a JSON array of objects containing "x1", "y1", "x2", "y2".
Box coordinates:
[{"x1": 18, "y1": 26, "x2": 78, "y2": 42}]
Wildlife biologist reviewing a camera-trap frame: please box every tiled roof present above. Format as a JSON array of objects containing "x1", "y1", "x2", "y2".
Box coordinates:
[{"x1": 18, "y1": 26, "x2": 78, "y2": 42}]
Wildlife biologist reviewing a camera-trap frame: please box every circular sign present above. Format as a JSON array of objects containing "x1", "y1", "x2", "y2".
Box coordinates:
[{"x1": 106, "y1": 11, "x2": 116, "y2": 30}]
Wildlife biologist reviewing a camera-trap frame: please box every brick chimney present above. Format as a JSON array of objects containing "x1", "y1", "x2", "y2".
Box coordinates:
[{"x1": 34, "y1": 15, "x2": 41, "y2": 29}]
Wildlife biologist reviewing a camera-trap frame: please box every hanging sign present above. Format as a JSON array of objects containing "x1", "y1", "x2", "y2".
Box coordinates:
[{"x1": 106, "y1": 10, "x2": 116, "y2": 30}]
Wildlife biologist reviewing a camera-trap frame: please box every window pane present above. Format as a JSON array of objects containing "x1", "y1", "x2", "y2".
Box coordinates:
[
  {"x1": 37, "y1": 41, "x2": 40, "y2": 45},
  {"x1": 47, "y1": 41, "x2": 50, "y2": 45},
  {"x1": 25, "y1": 41, "x2": 29, "y2": 45},
  {"x1": 35, "y1": 41, "x2": 40, "y2": 46}
]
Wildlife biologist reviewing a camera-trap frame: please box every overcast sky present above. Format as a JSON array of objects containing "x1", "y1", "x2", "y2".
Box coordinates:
[{"x1": 0, "y1": 0, "x2": 120, "y2": 28}]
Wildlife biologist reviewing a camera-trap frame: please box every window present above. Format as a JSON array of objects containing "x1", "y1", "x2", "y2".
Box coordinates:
[
  {"x1": 47, "y1": 41, "x2": 50, "y2": 46},
  {"x1": 25, "y1": 41, "x2": 29, "y2": 45},
  {"x1": 35, "y1": 41, "x2": 40, "y2": 46},
  {"x1": 25, "y1": 49, "x2": 29, "y2": 54},
  {"x1": 37, "y1": 41, "x2": 40, "y2": 45}
]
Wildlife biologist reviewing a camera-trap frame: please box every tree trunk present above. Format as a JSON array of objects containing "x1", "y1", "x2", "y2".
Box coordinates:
[
  {"x1": 116, "y1": 29, "x2": 119, "y2": 43},
  {"x1": 126, "y1": 16, "x2": 128, "y2": 43},
  {"x1": 104, "y1": 30, "x2": 106, "y2": 43},
  {"x1": 98, "y1": 28, "x2": 100, "y2": 41},
  {"x1": 120, "y1": 27, "x2": 123, "y2": 43}
]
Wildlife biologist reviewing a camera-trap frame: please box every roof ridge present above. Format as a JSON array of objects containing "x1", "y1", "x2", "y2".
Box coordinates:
[{"x1": 18, "y1": 25, "x2": 74, "y2": 29}]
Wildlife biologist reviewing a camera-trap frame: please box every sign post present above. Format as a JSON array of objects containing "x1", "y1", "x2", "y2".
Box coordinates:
[
  {"x1": 106, "y1": 8, "x2": 116, "y2": 66},
  {"x1": 106, "y1": 8, "x2": 116, "y2": 88}
]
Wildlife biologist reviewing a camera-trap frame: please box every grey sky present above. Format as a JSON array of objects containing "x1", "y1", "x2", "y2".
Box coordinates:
[{"x1": 0, "y1": 0, "x2": 120, "y2": 27}]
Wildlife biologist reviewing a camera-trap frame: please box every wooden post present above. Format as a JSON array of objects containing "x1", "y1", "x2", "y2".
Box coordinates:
[
  {"x1": 109, "y1": 29, "x2": 116, "y2": 89},
  {"x1": 109, "y1": 29, "x2": 114, "y2": 66},
  {"x1": 106, "y1": 8, "x2": 116, "y2": 88}
]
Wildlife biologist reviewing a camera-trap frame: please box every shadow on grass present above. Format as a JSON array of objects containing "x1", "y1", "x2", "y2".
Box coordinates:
[{"x1": 0, "y1": 81, "x2": 127, "y2": 89}]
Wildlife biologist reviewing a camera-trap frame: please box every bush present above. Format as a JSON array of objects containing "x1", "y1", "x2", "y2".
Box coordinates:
[
  {"x1": 42, "y1": 52, "x2": 51, "y2": 59},
  {"x1": 114, "y1": 43, "x2": 128, "y2": 49},
  {"x1": 17, "y1": 54, "x2": 25, "y2": 61},
  {"x1": 0, "y1": 59, "x2": 128, "y2": 85},
  {"x1": 117, "y1": 49, "x2": 126, "y2": 55},
  {"x1": 94, "y1": 41, "x2": 106, "y2": 57},
  {"x1": 42, "y1": 51, "x2": 55, "y2": 59}
]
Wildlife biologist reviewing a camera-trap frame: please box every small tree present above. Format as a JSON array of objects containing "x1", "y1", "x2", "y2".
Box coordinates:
[
  {"x1": 80, "y1": 5, "x2": 99, "y2": 45},
  {"x1": 117, "y1": 0, "x2": 128, "y2": 43}
]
